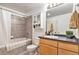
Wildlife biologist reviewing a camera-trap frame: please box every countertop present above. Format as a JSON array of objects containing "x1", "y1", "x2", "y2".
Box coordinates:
[{"x1": 39, "y1": 35, "x2": 79, "y2": 44}]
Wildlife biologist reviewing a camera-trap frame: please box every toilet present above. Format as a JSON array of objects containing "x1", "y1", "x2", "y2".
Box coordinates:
[
  {"x1": 27, "y1": 39, "x2": 39, "y2": 55},
  {"x1": 27, "y1": 44, "x2": 38, "y2": 55}
]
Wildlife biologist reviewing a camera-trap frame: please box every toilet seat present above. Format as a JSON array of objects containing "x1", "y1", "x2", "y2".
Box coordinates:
[{"x1": 27, "y1": 44, "x2": 38, "y2": 49}]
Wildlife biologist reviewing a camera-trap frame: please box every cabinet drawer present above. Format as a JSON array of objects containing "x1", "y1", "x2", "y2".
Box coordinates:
[
  {"x1": 58, "y1": 42, "x2": 78, "y2": 52},
  {"x1": 58, "y1": 49, "x2": 78, "y2": 55},
  {"x1": 40, "y1": 39, "x2": 57, "y2": 47},
  {"x1": 39, "y1": 44, "x2": 57, "y2": 55}
]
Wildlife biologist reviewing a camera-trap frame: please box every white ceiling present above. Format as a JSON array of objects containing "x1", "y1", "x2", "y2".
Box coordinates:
[
  {"x1": 0, "y1": 3, "x2": 44, "y2": 14},
  {"x1": 1, "y1": 3, "x2": 78, "y2": 17},
  {"x1": 47, "y1": 3, "x2": 73, "y2": 18}
]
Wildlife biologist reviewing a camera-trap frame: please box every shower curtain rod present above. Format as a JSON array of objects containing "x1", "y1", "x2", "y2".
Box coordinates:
[{"x1": 0, "y1": 6, "x2": 26, "y2": 17}]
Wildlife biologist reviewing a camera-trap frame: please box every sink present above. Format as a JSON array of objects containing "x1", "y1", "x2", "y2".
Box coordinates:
[{"x1": 44, "y1": 35, "x2": 59, "y2": 39}]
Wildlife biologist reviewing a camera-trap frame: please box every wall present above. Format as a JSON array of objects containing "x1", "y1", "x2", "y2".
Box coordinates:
[
  {"x1": 11, "y1": 15, "x2": 33, "y2": 39},
  {"x1": 26, "y1": 4, "x2": 46, "y2": 34},
  {"x1": 26, "y1": 16, "x2": 32, "y2": 39},
  {"x1": 11, "y1": 15, "x2": 26, "y2": 38}
]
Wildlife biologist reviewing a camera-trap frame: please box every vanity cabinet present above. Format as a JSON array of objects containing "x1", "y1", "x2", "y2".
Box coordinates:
[
  {"x1": 39, "y1": 44, "x2": 57, "y2": 55},
  {"x1": 58, "y1": 42, "x2": 78, "y2": 53},
  {"x1": 39, "y1": 39, "x2": 57, "y2": 55},
  {"x1": 58, "y1": 42, "x2": 78, "y2": 55},
  {"x1": 40, "y1": 39, "x2": 57, "y2": 47},
  {"x1": 39, "y1": 38, "x2": 79, "y2": 55},
  {"x1": 58, "y1": 49, "x2": 78, "y2": 55}
]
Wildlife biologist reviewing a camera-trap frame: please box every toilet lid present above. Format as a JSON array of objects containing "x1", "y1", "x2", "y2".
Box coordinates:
[{"x1": 27, "y1": 44, "x2": 38, "y2": 49}]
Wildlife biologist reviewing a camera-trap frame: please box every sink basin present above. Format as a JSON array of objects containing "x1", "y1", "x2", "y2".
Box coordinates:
[{"x1": 44, "y1": 35, "x2": 59, "y2": 39}]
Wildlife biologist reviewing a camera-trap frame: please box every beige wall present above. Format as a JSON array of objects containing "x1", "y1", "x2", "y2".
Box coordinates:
[
  {"x1": 25, "y1": 16, "x2": 32, "y2": 39},
  {"x1": 11, "y1": 15, "x2": 26, "y2": 38},
  {"x1": 11, "y1": 15, "x2": 33, "y2": 39}
]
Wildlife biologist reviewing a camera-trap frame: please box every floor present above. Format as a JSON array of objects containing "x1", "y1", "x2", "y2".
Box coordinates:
[{"x1": 0, "y1": 45, "x2": 39, "y2": 55}]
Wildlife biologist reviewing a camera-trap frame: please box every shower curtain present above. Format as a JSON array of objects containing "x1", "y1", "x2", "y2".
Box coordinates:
[
  {"x1": 0, "y1": 9, "x2": 11, "y2": 50},
  {"x1": 0, "y1": 9, "x2": 6, "y2": 47}
]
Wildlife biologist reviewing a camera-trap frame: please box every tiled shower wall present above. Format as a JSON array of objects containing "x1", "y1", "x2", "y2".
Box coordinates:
[
  {"x1": 11, "y1": 15, "x2": 26, "y2": 38},
  {"x1": 25, "y1": 16, "x2": 32, "y2": 39},
  {"x1": 11, "y1": 15, "x2": 32, "y2": 39}
]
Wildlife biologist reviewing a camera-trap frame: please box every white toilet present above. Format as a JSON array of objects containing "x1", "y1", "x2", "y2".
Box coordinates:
[{"x1": 27, "y1": 39, "x2": 39, "y2": 55}]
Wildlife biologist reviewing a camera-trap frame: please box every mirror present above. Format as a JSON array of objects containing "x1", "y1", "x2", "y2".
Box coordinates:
[{"x1": 46, "y1": 3, "x2": 73, "y2": 35}]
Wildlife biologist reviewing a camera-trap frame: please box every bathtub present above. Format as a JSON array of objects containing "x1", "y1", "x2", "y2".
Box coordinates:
[
  {"x1": 6, "y1": 38, "x2": 32, "y2": 51},
  {"x1": 0, "y1": 42, "x2": 5, "y2": 49}
]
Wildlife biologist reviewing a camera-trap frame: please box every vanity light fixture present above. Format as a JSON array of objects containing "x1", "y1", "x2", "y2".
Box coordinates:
[{"x1": 47, "y1": 3, "x2": 63, "y2": 9}]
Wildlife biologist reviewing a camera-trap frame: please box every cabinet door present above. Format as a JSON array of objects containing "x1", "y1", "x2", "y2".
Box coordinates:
[
  {"x1": 58, "y1": 49, "x2": 78, "y2": 55},
  {"x1": 39, "y1": 44, "x2": 57, "y2": 55},
  {"x1": 58, "y1": 42, "x2": 78, "y2": 53},
  {"x1": 40, "y1": 39, "x2": 57, "y2": 47}
]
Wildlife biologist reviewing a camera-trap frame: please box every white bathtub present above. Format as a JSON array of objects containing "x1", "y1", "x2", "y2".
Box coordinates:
[
  {"x1": 0, "y1": 42, "x2": 5, "y2": 49},
  {"x1": 6, "y1": 38, "x2": 31, "y2": 51}
]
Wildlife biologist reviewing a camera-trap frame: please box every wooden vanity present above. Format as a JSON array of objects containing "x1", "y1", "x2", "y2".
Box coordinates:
[{"x1": 39, "y1": 36, "x2": 79, "y2": 55}]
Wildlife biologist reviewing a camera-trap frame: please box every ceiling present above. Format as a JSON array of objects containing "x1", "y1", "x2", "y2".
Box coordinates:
[
  {"x1": 47, "y1": 3, "x2": 73, "y2": 18},
  {"x1": 0, "y1": 3, "x2": 45, "y2": 14},
  {"x1": 0, "y1": 3, "x2": 79, "y2": 17}
]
